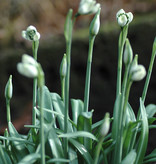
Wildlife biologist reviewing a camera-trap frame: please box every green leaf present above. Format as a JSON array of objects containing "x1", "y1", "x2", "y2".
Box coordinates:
[
  {"x1": 46, "y1": 158, "x2": 70, "y2": 163},
  {"x1": 8, "y1": 122, "x2": 29, "y2": 159},
  {"x1": 120, "y1": 150, "x2": 136, "y2": 164},
  {"x1": 59, "y1": 131, "x2": 97, "y2": 141},
  {"x1": 18, "y1": 153, "x2": 40, "y2": 164},
  {"x1": 122, "y1": 121, "x2": 139, "y2": 157},
  {"x1": 38, "y1": 86, "x2": 54, "y2": 123},
  {"x1": 77, "y1": 111, "x2": 93, "y2": 151},
  {"x1": 71, "y1": 99, "x2": 84, "y2": 125},
  {"x1": 48, "y1": 128, "x2": 64, "y2": 159},
  {"x1": 146, "y1": 104, "x2": 156, "y2": 118},
  {"x1": 144, "y1": 148, "x2": 156, "y2": 160},
  {"x1": 143, "y1": 157, "x2": 156, "y2": 164},
  {"x1": 51, "y1": 92, "x2": 73, "y2": 132},
  {"x1": 135, "y1": 99, "x2": 149, "y2": 164},
  {"x1": 0, "y1": 144, "x2": 12, "y2": 164},
  {"x1": 69, "y1": 138, "x2": 93, "y2": 164}
]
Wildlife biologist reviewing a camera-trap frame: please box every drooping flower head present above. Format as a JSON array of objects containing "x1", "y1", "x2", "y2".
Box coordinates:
[
  {"x1": 78, "y1": 0, "x2": 100, "y2": 15},
  {"x1": 116, "y1": 9, "x2": 133, "y2": 27},
  {"x1": 17, "y1": 54, "x2": 39, "y2": 78},
  {"x1": 22, "y1": 25, "x2": 40, "y2": 41}
]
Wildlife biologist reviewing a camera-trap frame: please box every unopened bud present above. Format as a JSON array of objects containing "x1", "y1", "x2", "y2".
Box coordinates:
[
  {"x1": 124, "y1": 39, "x2": 133, "y2": 65},
  {"x1": 5, "y1": 75, "x2": 13, "y2": 100},
  {"x1": 60, "y1": 54, "x2": 67, "y2": 78},
  {"x1": 130, "y1": 64, "x2": 146, "y2": 81},
  {"x1": 89, "y1": 9, "x2": 101, "y2": 36},
  {"x1": 100, "y1": 113, "x2": 110, "y2": 137}
]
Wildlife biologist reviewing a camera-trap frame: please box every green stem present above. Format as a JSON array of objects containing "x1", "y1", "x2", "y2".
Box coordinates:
[
  {"x1": 84, "y1": 36, "x2": 95, "y2": 112},
  {"x1": 64, "y1": 24, "x2": 72, "y2": 157},
  {"x1": 6, "y1": 99, "x2": 11, "y2": 123},
  {"x1": 116, "y1": 26, "x2": 128, "y2": 97},
  {"x1": 32, "y1": 40, "x2": 39, "y2": 125},
  {"x1": 94, "y1": 137, "x2": 104, "y2": 164},
  {"x1": 61, "y1": 78, "x2": 65, "y2": 101},
  {"x1": 38, "y1": 69, "x2": 45, "y2": 164}
]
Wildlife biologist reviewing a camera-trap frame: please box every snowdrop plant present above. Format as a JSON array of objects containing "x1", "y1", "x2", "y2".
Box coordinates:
[{"x1": 0, "y1": 2, "x2": 156, "y2": 164}]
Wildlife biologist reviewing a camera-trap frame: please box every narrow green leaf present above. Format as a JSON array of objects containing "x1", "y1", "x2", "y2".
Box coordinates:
[
  {"x1": 47, "y1": 158, "x2": 70, "y2": 163},
  {"x1": 18, "y1": 153, "x2": 40, "y2": 164},
  {"x1": 135, "y1": 99, "x2": 149, "y2": 164},
  {"x1": 69, "y1": 138, "x2": 93, "y2": 164},
  {"x1": 120, "y1": 150, "x2": 136, "y2": 164},
  {"x1": 143, "y1": 157, "x2": 156, "y2": 164},
  {"x1": 59, "y1": 131, "x2": 97, "y2": 141},
  {"x1": 77, "y1": 111, "x2": 93, "y2": 151},
  {"x1": 146, "y1": 104, "x2": 156, "y2": 118},
  {"x1": 48, "y1": 128, "x2": 64, "y2": 158},
  {"x1": 51, "y1": 92, "x2": 73, "y2": 132},
  {"x1": 71, "y1": 99, "x2": 83, "y2": 125},
  {"x1": 144, "y1": 148, "x2": 156, "y2": 160},
  {"x1": 37, "y1": 86, "x2": 54, "y2": 123},
  {"x1": 0, "y1": 144, "x2": 11, "y2": 164}
]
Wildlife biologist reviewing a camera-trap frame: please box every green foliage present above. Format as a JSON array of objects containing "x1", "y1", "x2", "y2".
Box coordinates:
[{"x1": 1, "y1": 1, "x2": 156, "y2": 164}]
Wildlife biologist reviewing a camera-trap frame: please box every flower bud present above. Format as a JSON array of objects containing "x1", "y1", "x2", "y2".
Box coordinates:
[
  {"x1": 78, "y1": 0, "x2": 100, "y2": 15},
  {"x1": 5, "y1": 75, "x2": 13, "y2": 100},
  {"x1": 60, "y1": 54, "x2": 67, "y2": 78},
  {"x1": 100, "y1": 113, "x2": 110, "y2": 137},
  {"x1": 89, "y1": 8, "x2": 100, "y2": 36},
  {"x1": 124, "y1": 39, "x2": 133, "y2": 65},
  {"x1": 130, "y1": 64, "x2": 146, "y2": 81},
  {"x1": 22, "y1": 25, "x2": 40, "y2": 41},
  {"x1": 116, "y1": 9, "x2": 133, "y2": 27},
  {"x1": 17, "y1": 54, "x2": 38, "y2": 78}
]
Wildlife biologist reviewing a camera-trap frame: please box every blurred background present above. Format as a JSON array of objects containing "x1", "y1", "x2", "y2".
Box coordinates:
[{"x1": 0, "y1": 0, "x2": 156, "y2": 153}]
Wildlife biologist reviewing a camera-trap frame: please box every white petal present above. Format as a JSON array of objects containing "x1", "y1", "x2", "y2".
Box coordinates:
[
  {"x1": 117, "y1": 14, "x2": 127, "y2": 27},
  {"x1": 127, "y1": 12, "x2": 133, "y2": 23},
  {"x1": 26, "y1": 25, "x2": 37, "y2": 32},
  {"x1": 17, "y1": 63, "x2": 38, "y2": 78},
  {"x1": 116, "y1": 9, "x2": 125, "y2": 19},
  {"x1": 22, "y1": 54, "x2": 37, "y2": 65}
]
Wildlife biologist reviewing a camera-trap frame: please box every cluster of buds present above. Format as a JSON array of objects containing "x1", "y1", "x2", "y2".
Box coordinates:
[
  {"x1": 129, "y1": 55, "x2": 146, "y2": 81},
  {"x1": 22, "y1": 25, "x2": 40, "y2": 41},
  {"x1": 17, "y1": 54, "x2": 39, "y2": 78},
  {"x1": 78, "y1": 0, "x2": 100, "y2": 15},
  {"x1": 116, "y1": 9, "x2": 133, "y2": 27}
]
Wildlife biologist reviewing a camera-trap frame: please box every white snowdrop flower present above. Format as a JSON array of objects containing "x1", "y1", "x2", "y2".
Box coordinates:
[
  {"x1": 17, "y1": 54, "x2": 38, "y2": 78},
  {"x1": 116, "y1": 9, "x2": 133, "y2": 27},
  {"x1": 22, "y1": 25, "x2": 40, "y2": 41},
  {"x1": 130, "y1": 65, "x2": 146, "y2": 81},
  {"x1": 78, "y1": 0, "x2": 100, "y2": 15}
]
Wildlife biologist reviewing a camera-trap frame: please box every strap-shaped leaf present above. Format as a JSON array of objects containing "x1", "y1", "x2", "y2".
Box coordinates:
[
  {"x1": 48, "y1": 128, "x2": 64, "y2": 159},
  {"x1": 51, "y1": 92, "x2": 73, "y2": 132},
  {"x1": 135, "y1": 99, "x2": 149, "y2": 164},
  {"x1": 146, "y1": 104, "x2": 156, "y2": 118},
  {"x1": 120, "y1": 150, "x2": 136, "y2": 164},
  {"x1": 69, "y1": 138, "x2": 93, "y2": 164},
  {"x1": 18, "y1": 153, "x2": 40, "y2": 164},
  {"x1": 37, "y1": 86, "x2": 54, "y2": 123},
  {"x1": 71, "y1": 99, "x2": 83, "y2": 125}
]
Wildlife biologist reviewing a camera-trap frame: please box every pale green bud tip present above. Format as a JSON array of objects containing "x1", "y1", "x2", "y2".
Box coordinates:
[
  {"x1": 130, "y1": 65, "x2": 146, "y2": 81},
  {"x1": 78, "y1": 0, "x2": 100, "y2": 15},
  {"x1": 90, "y1": 8, "x2": 101, "y2": 36},
  {"x1": 60, "y1": 54, "x2": 67, "y2": 78},
  {"x1": 17, "y1": 54, "x2": 38, "y2": 78},
  {"x1": 5, "y1": 75, "x2": 13, "y2": 100},
  {"x1": 22, "y1": 25, "x2": 40, "y2": 41},
  {"x1": 116, "y1": 9, "x2": 133, "y2": 27},
  {"x1": 124, "y1": 39, "x2": 133, "y2": 65},
  {"x1": 100, "y1": 113, "x2": 110, "y2": 137}
]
